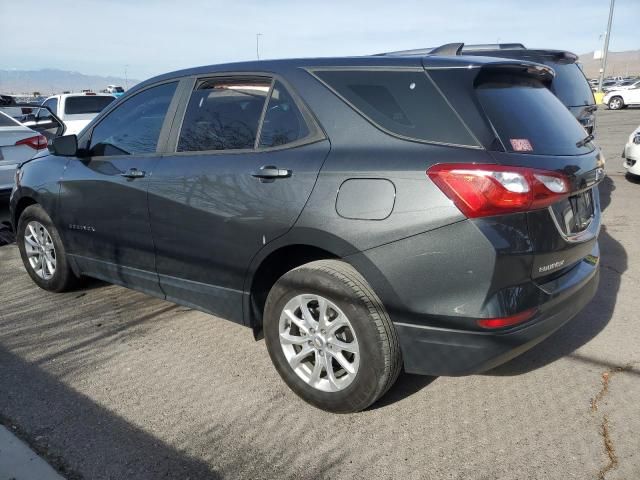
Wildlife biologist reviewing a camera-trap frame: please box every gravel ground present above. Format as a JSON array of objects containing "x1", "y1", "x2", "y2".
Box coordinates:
[{"x1": 0, "y1": 109, "x2": 639, "y2": 479}]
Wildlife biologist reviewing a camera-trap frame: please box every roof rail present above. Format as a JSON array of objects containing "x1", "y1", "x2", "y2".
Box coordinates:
[
  {"x1": 373, "y1": 48, "x2": 435, "y2": 56},
  {"x1": 375, "y1": 42, "x2": 527, "y2": 57},
  {"x1": 461, "y1": 43, "x2": 526, "y2": 51}
]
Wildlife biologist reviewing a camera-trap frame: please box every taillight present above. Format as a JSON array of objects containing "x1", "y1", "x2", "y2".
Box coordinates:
[
  {"x1": 427, "y1": 163, "x2": 570, "y2": 218},
  {"x1": 15, "y1": 134, "x2": 48, "y2": 150},
  {"x1": 477, "y1": 308, "x2": 537, "y2": 329}
]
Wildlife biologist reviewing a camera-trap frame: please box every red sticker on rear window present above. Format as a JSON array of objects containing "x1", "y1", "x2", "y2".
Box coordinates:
[{"x1": 510, "y1": 139, "x2": 533, "y2": 152}]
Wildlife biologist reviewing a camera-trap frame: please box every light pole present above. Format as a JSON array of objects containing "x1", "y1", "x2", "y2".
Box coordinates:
[
  {"x1": 597, "y1": 0, "x2": 615, "y2": 93},
  {"x1": 256, "y1": 33, "x2": 263, "y2": 60}
]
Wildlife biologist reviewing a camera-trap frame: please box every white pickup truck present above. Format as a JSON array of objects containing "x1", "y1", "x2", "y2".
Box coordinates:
[{"x1": 39, "y1": 93, "x2": 115, "y2": 135}]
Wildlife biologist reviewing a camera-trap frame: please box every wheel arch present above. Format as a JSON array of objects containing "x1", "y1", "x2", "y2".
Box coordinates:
[
  {"x1": 12, "y1": 196, "x2": 38, "y2": 231},
  {"x1": 245, "y1": 243, "x2": 342, "y2": 337}
]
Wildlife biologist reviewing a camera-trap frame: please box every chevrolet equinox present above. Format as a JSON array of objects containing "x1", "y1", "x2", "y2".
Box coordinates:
[{"x1": 10, "y1": 54, "x2": 603, "y2": 412}]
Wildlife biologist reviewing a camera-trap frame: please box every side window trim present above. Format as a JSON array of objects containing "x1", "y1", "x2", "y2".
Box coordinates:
[
  {"x1": 167, "y1": 72, "x2": 326, "y2": 156},
  {"x1": 85, "y1": 79, "x2": 180, "y2": 158},
  {"x1": 157, "y1": 77, "x2": 195, "y2": 153},
  {"x1": 253, "y1": 78, "x2": 276, "y2": 149}
]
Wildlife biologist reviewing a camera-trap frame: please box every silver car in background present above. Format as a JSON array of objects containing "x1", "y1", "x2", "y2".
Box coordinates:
[{"x1": 0, "y1": 111, "x2": 48, "y2": 198}]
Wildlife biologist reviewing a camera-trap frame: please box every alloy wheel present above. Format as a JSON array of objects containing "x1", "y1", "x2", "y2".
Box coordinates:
[
  {"x1": 24, "y1": 221, "x2": 56, "y2": 280},
  {"x1": 279, "y1": 294, "x2": 360, "y2": 392}
]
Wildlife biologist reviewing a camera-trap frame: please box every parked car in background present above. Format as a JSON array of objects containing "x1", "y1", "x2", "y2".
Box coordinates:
[
  {"x1": 38, "y1": 93, "x2": 115, "y2": 135},
  {"x1": 0, "y1": 94, "x2": 35, "y2": 121},
  {"x1": 380, "y1": 43, "x2": 597, "y2": 135},
  {"x1": 601, "y1": 79, "x2": 621, "y2": 92},
  {"x1": 105, "y1": 85, "x2": 125, "y2": 97},
  {"x1": 607, "y1": 79, "x2": 640, "y2": 92},
  {"x1": 0, "y1": 111, "x2": 47, "y2": 199},
  {"x1": 603, "y1": 84, "x2": 640, "y2": 110},
  {"x1": 623, "y1": 125, "x2": 640, "y2": 176},
  {"x1": 10, "y1": 54, "x2": 602, "y2": 412}
]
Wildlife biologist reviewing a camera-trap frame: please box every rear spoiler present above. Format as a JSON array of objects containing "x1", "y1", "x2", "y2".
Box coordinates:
[{"x1": 473, "y1": 62, "x2": 556, "y2": 83}]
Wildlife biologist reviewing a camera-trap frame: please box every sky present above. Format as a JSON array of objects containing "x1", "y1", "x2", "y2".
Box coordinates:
[{"x1": 1, "y1": 0, "x2": 638, "y2": 81}]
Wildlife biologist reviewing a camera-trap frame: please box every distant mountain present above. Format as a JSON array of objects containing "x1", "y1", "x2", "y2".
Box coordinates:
[
  {"x1": 0, "y1": 69, "x2": 141, "y2": 96},
  {"x1": 578, "y1": 50, "x2": 640, "y2": 79}
]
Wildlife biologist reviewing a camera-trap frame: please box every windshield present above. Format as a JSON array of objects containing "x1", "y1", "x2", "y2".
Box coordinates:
[
  {"x1": 545, "y1": 62, "x2": 594, "y2": 107},
  {"x1": 64, "y1": 96, "x2": 115, "y2": 115},
  {"x1": 476, "y1": 74, "x2": 595, "y2": 156}
]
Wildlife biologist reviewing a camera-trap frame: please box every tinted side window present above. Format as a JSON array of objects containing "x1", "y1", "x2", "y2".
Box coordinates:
[
  {"x1": 177, "y1": 78, "x2": 271, "y2": 152},
  {"x1": 90, "y1": 82, "x2": 177, "y2": 157},
  {"x1": 314, "y1": 70, "x2": 479, "y2": 146},
  {"x1": 258, "y1": 81, "x2": 310, "y2": 148}
]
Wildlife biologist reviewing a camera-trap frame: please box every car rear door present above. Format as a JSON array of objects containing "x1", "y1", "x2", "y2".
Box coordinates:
[
  {"x1": 147, "y1": 75, "x2": 329, "y2": 322},
  {"x1": 57, "y1": 81, "x2": 180, "y2": 295}
]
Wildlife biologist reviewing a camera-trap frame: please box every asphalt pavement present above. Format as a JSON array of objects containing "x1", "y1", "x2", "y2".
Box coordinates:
[{"x1": 0, "y1": 108, "x2": 639, "y2": 479}]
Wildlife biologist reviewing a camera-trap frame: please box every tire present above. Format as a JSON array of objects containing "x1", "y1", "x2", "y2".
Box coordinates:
[
  {"x1": 264, "y1": 259, "x2": 402, "y2": 413},
  {"x1": 608, "y1": 96, "x2": 624, "y2": 110},
  {"x1": 17, "y1": 204, "x2": 79, "y2": 292}
]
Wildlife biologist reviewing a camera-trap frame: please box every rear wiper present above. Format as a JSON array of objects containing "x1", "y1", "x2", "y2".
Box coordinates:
[{"x1": 576, "y1": 134, "x2": 594, "y2": 148}]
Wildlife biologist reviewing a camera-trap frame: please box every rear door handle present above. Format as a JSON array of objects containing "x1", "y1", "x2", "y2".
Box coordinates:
[
  {"x1": 251, "y1": 165, "x2": 292, "y2": 181},
  {"x1": 120, "y1": 168, "x2": 146, "y2": 179}
]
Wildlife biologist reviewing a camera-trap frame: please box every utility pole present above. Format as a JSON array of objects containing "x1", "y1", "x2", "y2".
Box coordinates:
[
  {"x1": 597, "y1": 0, "x2": 615, "y2": 92},
  {"x1": 256, "y1": 33, "x2": 263, "y2": 60}
]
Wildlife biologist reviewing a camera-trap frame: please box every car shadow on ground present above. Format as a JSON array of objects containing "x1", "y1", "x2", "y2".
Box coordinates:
[
  {"x1": 368, "y1": 373, "x2": 437, "y2": 410},
  {"x1": 487, "y1": 175, "x2": 625, "y2": 376},
  {"x1": 0, "y1": 345, "x2": 221, "y2": 480}
]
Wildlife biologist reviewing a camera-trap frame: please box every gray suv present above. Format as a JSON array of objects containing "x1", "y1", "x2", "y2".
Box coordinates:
[{"x1": 10, "y1": 54, "x2": 602, "y2": 412}]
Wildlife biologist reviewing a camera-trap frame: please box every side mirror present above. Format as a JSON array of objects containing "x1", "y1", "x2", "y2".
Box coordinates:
[{"x1": 50, "y1": 134, "x2": 79, "y2": 156}]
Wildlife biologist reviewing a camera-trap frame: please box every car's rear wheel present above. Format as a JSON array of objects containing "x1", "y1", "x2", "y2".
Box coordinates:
[
  {"x1": 264, "y1": 260, "x2": 402, "y2": 413},
  {"x1": 608, "y1": 96, "x2": 624, "y2": 110},
  {"x1": 17, "y1": 204, "x2": 79, "y2": 292}
]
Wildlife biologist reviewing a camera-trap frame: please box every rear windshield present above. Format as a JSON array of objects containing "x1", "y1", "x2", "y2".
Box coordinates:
[
  {"x1": 545, "y1": 62, "x2": 594, "y2": 107},
  {"x1": 313, "y1": 69, "x2": 479, "y2": 147},
  {"x1": 64, "y1": 96, "x2": 115, "y2": 115},
  {"x1": 0, "y1": 111, "x2": 20, "y2": 127},
  {"x1": 476, "y1": 74, "x2": 594, "y2": 156}
]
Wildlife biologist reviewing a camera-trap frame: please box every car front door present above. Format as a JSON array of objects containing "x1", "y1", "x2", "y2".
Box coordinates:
[
  {"x1": 58, "y1": 81, "x2": 179, "y2": 295},
  {"x1": 147, "y1": 76, "x2": 329, "y2": 322}
]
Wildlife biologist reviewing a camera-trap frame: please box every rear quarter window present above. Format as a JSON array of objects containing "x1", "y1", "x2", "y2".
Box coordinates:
[{"x1": 313, "y1": 69, "x2": 480, "y2": 147}]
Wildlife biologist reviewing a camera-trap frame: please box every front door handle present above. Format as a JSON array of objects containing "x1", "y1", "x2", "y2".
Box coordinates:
[
  {"x1": 251, "y1": 165, "x2": 292, "y2": 181},
  {"x1": 120, "y1": 168, "x2": 146, "y2": 179}
]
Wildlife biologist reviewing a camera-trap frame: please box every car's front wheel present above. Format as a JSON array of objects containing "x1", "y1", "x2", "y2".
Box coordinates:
[
  {"x1": 608, "y1": 96, "x2": 624, "y2": 110},
  {"x1": 264, "y1": 260, "x2": 402, "y2": 413},
  {"x1": 17, "y1": 204, "x2": 79, "y2": 292}
]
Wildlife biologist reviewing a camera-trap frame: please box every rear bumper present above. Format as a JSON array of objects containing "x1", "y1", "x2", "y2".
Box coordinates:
[
  {"x1": 396, "y1": 261, "x2": 598, "y2": 375},
  {"x1": 346, "y1": 219, "x2": 600, "y2": 377}
]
